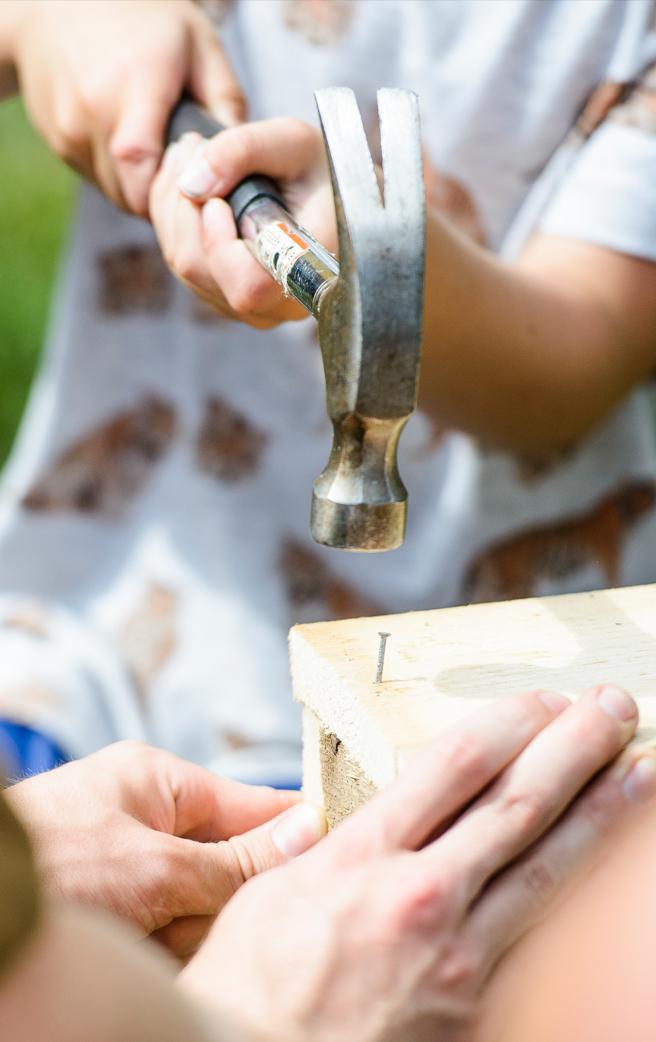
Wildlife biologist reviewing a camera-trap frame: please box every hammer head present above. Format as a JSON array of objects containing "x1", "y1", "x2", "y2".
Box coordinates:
[{"x1": 312, "y1": 88, "x2": 425, "y2": 552}]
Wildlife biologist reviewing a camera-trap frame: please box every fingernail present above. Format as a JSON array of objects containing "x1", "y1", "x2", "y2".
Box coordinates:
[
  {"x1": 271, "y1": 803, "x2": 325, "y2": 858},
  {"x1": 178, "y1": 155, "x2": 220, "y2": 199},
  {"x1": 622, "y1": 756, "x2": 656, "y2": 803},
  {"x1": 537, "y1": 691, "x2": 570, "y2": 714},
  {"x1": 596, "y1": 685, "x2": 637, "y2": 722}
]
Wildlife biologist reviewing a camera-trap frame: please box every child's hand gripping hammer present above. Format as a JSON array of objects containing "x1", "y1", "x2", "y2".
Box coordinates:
[{"x1": 167, "y1": 88, "x2": 425, "y2": 551}]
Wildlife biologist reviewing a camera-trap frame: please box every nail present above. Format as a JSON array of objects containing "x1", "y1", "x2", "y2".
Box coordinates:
[
  {"x1": 596, "y1": 684, "x2": 637, "y2": 723},
  {"x1": 271, "y1": 803, "x2": 325, "y2": 858},
  {"x1": 375, "y1": 631, "x2": 390, "y2": 684},
  {"x1": 537, "y1": 691, "x2": 571, "y2": 714},
  {"x1": 178, "y1": 154, "x2": 220, "y2": 199},
  {"x1": 622, "y1": 756, "x2": 656, "y2": 803}
]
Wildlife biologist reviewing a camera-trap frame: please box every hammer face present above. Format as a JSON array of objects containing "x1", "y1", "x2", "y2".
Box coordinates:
[{"x1": 312, "y1": 88, "x2": 425, "y2": 552}]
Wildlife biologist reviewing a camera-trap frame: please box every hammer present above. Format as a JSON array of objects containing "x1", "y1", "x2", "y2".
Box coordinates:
[{"x1": 167, "y1": 89, "x2": 425, "y2": 552}]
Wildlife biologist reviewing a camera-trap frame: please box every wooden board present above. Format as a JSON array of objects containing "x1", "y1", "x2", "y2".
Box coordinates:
[{"x1": 291, "y1": 584, "x2": 656, "y2": 825}]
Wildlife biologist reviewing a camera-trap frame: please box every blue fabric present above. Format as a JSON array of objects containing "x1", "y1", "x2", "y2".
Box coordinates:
[
  {"x1": 0, "y1": 720, "x2": 69, "y2": 779},
  {"x1": 266, "y1": 779, "x2": 301, "y2": 791}
]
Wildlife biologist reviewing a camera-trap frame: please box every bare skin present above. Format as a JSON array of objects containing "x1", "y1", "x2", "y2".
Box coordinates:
[
  {"x1": 483, "y1": 794, "x2": 656, "y2": 1042},
  {"x1": 6, "y1": 741, "x2": 323, "y2": 960},
  {"x1": 182, "y1": 685, "x2": 656, "y2": 1042},
  {"x1": 150, "y1": 118, "x2": 656, "y2": 455},
  {"x1": 0, "y1": 7, "x2": 655, "y2": 1035},
  {"x1": 4, "y1": 2, "x2": 652, "y2": 455},
  {"x1": 0, "y1": 906, "x2": 224, "y2": 1042},
  {"x1": 2, "y1": 687, "x2": 655, "y2": 1042},
  {"x1": 0, "y1": 0, "x2": 245, "y2": 216}
]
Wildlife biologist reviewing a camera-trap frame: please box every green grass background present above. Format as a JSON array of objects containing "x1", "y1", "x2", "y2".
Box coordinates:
[{"x1": 0, "y1": 97, "x2": 75, "y2": 464}]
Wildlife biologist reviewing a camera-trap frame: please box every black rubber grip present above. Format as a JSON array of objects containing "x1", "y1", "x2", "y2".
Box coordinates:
[{"x1": 166, "y1": 98, "x2": 285, "y2": 222}]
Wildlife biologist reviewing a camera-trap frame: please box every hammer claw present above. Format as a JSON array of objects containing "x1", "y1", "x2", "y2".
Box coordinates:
[{"x1": 311, "y1": 88, "x2": 425, "y2": 553}]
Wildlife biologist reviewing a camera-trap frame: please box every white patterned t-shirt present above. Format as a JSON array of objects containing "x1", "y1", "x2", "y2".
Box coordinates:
[{"x1": 1, "y1": 0, "x2": 656, "y2": 782}]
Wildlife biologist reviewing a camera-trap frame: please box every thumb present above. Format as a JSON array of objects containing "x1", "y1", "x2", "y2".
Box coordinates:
[
  {"x1": 160, "y1": 804, "x2": 327, "y2": 927},
  {"x1": 189, "y1": 22, "x2": 247, "y2": 128},
  {"x1": 228, "y1": 801, "x2": 327, "y2": 880},
  {"x1": 200, "y1": 802, "x2": 327, "y2": 907}
]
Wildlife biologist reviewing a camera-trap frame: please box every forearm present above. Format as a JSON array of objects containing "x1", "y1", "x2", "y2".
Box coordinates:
[
  {"x1": 0, "y1": 1, "x2": 25, "y2": 99},
  {"x1": 421, "y1": 210, "x2": 656, "y2": 454},
  {"x1": 0, "y1": 905, "x2": 243, "y2": 1042}
]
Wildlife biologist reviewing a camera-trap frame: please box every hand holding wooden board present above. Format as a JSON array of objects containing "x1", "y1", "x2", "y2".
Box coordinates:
[
  {"x1": 291, "y1": 584, "x2": 656, "y2": 827},
  {"x1": 292, "y1": 584, "x2": 656, "y2": 1041}
]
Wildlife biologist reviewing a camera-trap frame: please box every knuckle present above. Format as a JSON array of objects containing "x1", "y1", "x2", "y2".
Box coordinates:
[
  {"x1": 226, "y1": 273, "x2": 274, "y2": 315},
  {"x1": 225, "y1": 835, "x2": 256, "y2": 886},
  {"x1": 128, "y1": 887, "x2": 160, "y2": 936},
  {"x1": 215, "y1": 86, "x2": 247, "y2": 113},
  {"x1": 499, "y1": 788, "x2": 549, "y2": 833},
  {"x1": 108, "y1": 135, "x2": 140, "y2": 164},
  {"x1": 103, "y1": 739, "x2": 150, "y2": 763},
  {"x1": 390, "y1": 868, "x2": 448, "y2": 931},
  {"x1": 283, "y1": 116, "x2": 309, "y2": 139},
  {"x1": 76, "y1": 73, "x2": 113, "y2": 118},
  {"x1": 172, "y1": 248, "x2": 202, "y2": 286},
  {"x1": 518, "y1": 857, "x2": 556, "y2": 904},
  {"x1": 148, "y1": 839, "x2": 185, "y2": 900},
  {"x1": 435, "y1": 940, "x2": 482, "y2": 993},
  {"x1": 442, "y1": 732, "x2": 489, "y2": 781},
  {"x1": 578, "y1": 775, "x2": 621, "y2": 833},
  {"x1": 286, "y1": 116, "x2": 318, "y2": 147},
  {"x1": 225, "y1": 124, "x2": 259, "y2": 172},
  {"x1": 52, "y1": 103, "x2": 87, "y2": 162}
]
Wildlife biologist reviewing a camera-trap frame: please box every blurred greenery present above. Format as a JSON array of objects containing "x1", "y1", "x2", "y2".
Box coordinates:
[{"x1": 0, "y1": 96, "x2": 75, "y2": 464}]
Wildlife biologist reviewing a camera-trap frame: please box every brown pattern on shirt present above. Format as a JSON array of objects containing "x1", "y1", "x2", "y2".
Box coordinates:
[
  {"x1": 514, "y1": 444, "x2": 576, "y2": 484},
  {"x1": 98, "y1": 244, "x2": 171, "y2": 315},
  {"x1": 280, "y1": 536, "x2": 382, "y2": 623},
  {"x1": 0, "y1": 684, "x2": 58, "y2": 716},
  {"x1": 22, "y1": 396, "x2": 176, "y2": 516},
  {"x1": 576, "y1": 81, "x2": 627, "y2": 137},
  {"x1": 119, "y1": 582, "x2": 178, "y2": 703},
  {"x1": 223, "y1": 729, "x2": 257, "y2": 751},
  {"x1": 283, "y1": 0, "x2": 354, "y2": 45},
  {"x1": 610, "y1": 63, "x2": 656, "y2": 135},
  {"x1": 465, "y1": 479, "x2": 656, "y2": 603},
  {"x1": 196, "y1": 397, "x2": 268, "y2": 481},
  {"x1": 2, "y1": 602, "x2": 49, "y2": 639}
]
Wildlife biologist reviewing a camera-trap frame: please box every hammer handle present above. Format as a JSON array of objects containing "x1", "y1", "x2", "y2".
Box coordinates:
[{"x1": 165, "y1": 98, "x2": 338, "y2": 316}]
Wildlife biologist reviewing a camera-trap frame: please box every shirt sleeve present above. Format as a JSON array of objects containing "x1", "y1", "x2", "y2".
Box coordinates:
[
  {"x1": 539, "y1": 59, "x2": 656, "y2": 262},
  {"x1": 539, "y1": 121, "x2": 656, "y2": 262},
  {"x1": 0, "y1": 789, "x2": 40, "y2": 981}
]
